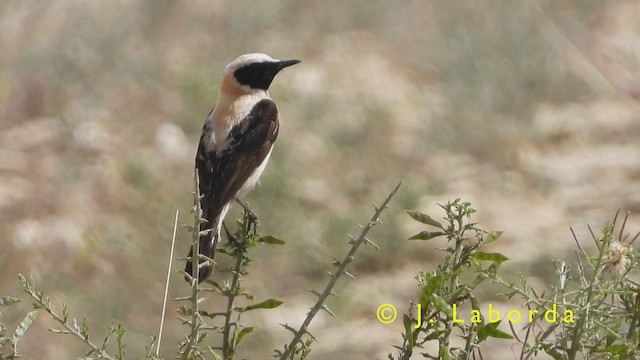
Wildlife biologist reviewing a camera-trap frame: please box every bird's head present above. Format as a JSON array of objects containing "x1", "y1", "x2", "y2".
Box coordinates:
[{"x1": 220, "y1": 53, "x2": 300, "y2": 96}]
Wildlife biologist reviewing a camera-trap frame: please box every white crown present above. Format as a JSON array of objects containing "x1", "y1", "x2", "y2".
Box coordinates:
[{"x1": 225, "y1": 53, "x2": 277, "y2": 73}]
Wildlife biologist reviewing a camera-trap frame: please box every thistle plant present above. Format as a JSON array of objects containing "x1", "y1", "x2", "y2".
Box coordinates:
[
  {"x1": 392, "y1": 202, "x2": 640, "y2": 360},
  {"x1": 390, "y1": 199, "x2": 510, "y2": 360},
  {"x1": 496, "y1": 210, "x2": 640, "y2": 360}
]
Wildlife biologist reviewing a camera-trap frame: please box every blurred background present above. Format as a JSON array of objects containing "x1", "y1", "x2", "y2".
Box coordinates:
[{"x1": 1, "y1": 1, "x2": 639, "y2": 358}]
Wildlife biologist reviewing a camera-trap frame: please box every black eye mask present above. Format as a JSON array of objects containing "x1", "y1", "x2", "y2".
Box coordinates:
[{"x1": 234, "y1": 62, "x2": 277, "y2": 90}]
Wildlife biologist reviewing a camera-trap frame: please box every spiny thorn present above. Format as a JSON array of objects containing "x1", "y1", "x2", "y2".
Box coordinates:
[
  {"x1": 365, "y1": 237, "x2": 380, "y2": 250},
  {"x1": 280, "y1": 323, "x2": 297, "y2": 334},
  {"x1": 322, "y1": 304, "x2": 336, "y2": 318},
  {"x1": 344, "y1": 271, "x2": 356, "y2": 280},
  {"x1": 305, "y1": 331, "x2": 319, "y2": 343},
  {"x1": 199, "y1": 229, "x2": 213, "y2": 236}
]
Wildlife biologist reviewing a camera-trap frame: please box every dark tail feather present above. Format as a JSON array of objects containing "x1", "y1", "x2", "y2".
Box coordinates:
[{"x1": 184, "y1": 229, "x2": 218, "y2": 283}]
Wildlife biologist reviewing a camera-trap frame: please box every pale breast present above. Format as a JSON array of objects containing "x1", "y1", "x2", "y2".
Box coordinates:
[{"x1": 210, "y1": 92, "x2": 270, "y2": 151}]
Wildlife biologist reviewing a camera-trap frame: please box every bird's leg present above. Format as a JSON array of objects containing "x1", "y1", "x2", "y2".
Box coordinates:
[
  {"x1": 235, "y1": 199, "x2": 258, "y2": 221},
  {"x1": 222, "y1": 221, "x2": 239, "y2": 246}
]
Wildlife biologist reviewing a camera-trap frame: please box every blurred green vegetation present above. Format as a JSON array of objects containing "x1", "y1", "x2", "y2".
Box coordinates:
[{"x1": 1, "y1": 0, "x2": 639, "y2": 358}]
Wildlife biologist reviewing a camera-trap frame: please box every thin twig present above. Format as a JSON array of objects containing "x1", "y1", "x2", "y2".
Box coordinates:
[
  {"x1": 18, "y1": 275, "x2": 116, "y2": 360},
  {"x1": 182, "y1": 170, "x2": 204, "y2": 359},
  {"x1": 157, "y1": 209, "x2": 179, "y2": 356},
  {"x1": 49, "y1": 312, "x2": 115, "y2": 360},
  {"x1": 222, "y1": 211, "x2": 251, "y2": 359},
  {"x1": 279, "y1": 182, "x2": 401, "y2": 359},
  {"x1": 618, "y1": 211, "x2": 629, "y2": 242},
  {"x1": 441, "y1": 218, "x2": 466, "y2": 353},
  {"x1": 570, "y1": 226, "x2": 584, "y2": 253}
]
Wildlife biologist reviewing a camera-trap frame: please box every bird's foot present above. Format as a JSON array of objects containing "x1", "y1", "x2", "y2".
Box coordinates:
[{"x1": 235, "y1": 199, "x2": 258, "y2": 221}]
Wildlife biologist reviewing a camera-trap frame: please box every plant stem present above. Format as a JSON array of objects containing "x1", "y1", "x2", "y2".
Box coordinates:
[
  {"x1": 222, "y1": 212, "x2": 250, "y2": 359},
  {"x1": 279, "y1": 182, "x2": 401, "y2": 360},
  {"x1": 441, "y1": 235, "x2": 465, "y2": 356},
  {"x1": 567, "y1": 227, "x2": 610, "y2": 360},
  {"x1": 53, "y1": 312, "x2": 115, "y2": 359},
  {"x1": 182, "y1": 170, "x2": 204, "y2": 360},
  {"x1": 18, "y1": 275, "x2": 116, "y2": 360}
]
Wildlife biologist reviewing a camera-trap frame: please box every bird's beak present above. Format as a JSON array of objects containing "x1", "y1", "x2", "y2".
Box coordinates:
[{"x1": 277, "y1": 59, "x2": 301, "y2": 70}]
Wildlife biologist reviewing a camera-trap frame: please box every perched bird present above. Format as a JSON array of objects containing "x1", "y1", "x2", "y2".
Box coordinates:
[{"x1": 185, "y1": 53, "x2": 300, "y2": 283}]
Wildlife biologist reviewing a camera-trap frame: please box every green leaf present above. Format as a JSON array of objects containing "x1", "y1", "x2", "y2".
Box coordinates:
[
  {"x1": 0, "y1": 296, "x2": 21, "y2": 306},
  {"x1": 235, "y1": 326, "x2": 254, "y2": 346},
  {"x1": 471, "y1": 252, "x2": 509, "y2": 264},
  {"x1": 429, "y1": 294, "x2": 452, "y2": 318},
  {"x1": 408, "y1": 231, "x2": 445, "y2": 241},
  {"x1": 476, "y1": 321, "x2": 513, "y2": 342},
  {"x1": 257, "y1": 235, "x2": 285, "y2": 245},
  {"x1": 239, "y1": 298, "x2": 283, "y2": 312},
  {"x1": 438, "y1": 344, "x2": 452, "y2": 360},
  {"x1": 203, "y1": 279, "x2": 223, "y2": 292},
  {"x1": 207, "y1": 346, "x2": 223, "y2": 360},
  {"x1": 405, "y1": 211, "x2": 444, "y2": 229},
  {"x1": 604, "y1": 332, "x2": 616, "y2": 347},
  {"x1": 541, "y1": 343, "x2": 567, "y2": 360},
  {"x1": 403, "y1": 314, "x2": 414, "y2": 348},
  {"x1": 596, "y1": 344, "x2": 630, "y2": 356},
  {"x1": 12, "y1": 310, "x2": 38, "y2": 346},
  {"x1": 419, "y1": 274, "x2": 443, "y2": 307},
  {"x1": 425, "y1": 329, "x2": 447, "y2": 340},
  {"x1": 483, "y1": 231, "x2": 503, "y2": 244}
]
